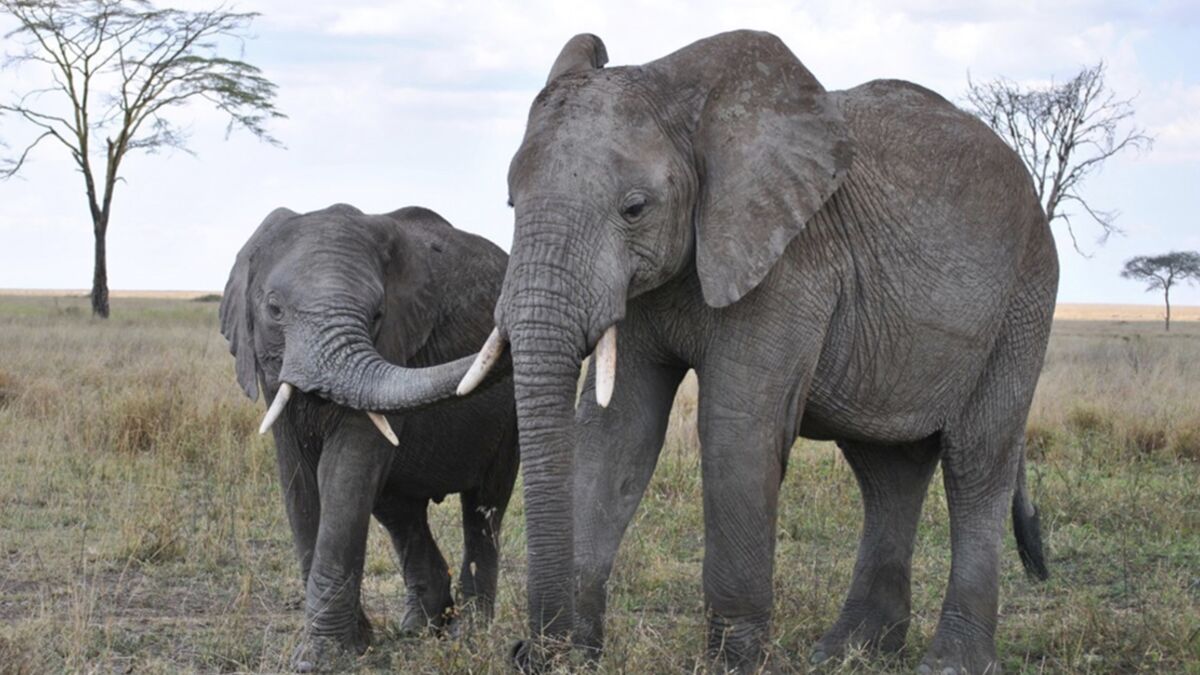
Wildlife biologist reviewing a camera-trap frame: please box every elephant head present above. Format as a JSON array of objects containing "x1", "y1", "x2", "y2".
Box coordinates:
[
  {"x1": 220, "y1": 204, "x2": 485, "y2": 437},
  {"x1": 457, "y1": 30, "x2": 854, "y2": 646}
]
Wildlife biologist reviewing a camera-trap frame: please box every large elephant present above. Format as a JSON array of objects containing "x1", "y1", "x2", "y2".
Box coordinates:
[
  {"x1": 219, "y1": 204, "x2": 517, "y2": 671},
  {"x1": 450, "y1": 31, "x2": 1056, "y2": 673}
]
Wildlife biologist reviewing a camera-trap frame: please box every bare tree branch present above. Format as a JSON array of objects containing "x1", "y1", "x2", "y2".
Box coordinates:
[{"x1": 965, "y1": 62, "x2": 1153, "y2": 256}]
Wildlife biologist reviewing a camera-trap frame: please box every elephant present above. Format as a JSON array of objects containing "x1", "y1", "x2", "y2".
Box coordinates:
[
  {"x1": 219, "y1": 204, "x2": 518, "y2": 671},
  {"x1": 444, "y1": 30, "x2": 1058, "y2": 673}
]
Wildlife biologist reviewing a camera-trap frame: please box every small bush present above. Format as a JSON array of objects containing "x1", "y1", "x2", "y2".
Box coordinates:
[
  {"x1": 119, "y1": 509, "x2": 185, "y2": 565},
  {"x1": 109, "y1": 388, "x2": 179, "y2": 455},
  {"x1": 1124, "y1": 419, "x2": 1169, "y2": 457},
  {"x1": 1066, "y1": 405, "x2": 1113, "y2": 438},
  {"x1": 192, "y1": 293, "x2": 222, "y2": 303},
  {"x1": 1024, "y1": 422, "x2": 1058, "y2": 461},
  {"x1": 1171, "y1": 422, "x2": 1200, "y2": 462},
  {"x1": 0, "y1": 369, "x2": 16, "y2": 409}
]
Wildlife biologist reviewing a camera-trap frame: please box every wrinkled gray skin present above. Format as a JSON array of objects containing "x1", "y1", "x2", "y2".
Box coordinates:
[
  {"x1": 219, "y1": 204, "x2": 517, "y2": 671},
  {"x1": 490, "y1": 31, "x2": 1056, "y2": 674}
]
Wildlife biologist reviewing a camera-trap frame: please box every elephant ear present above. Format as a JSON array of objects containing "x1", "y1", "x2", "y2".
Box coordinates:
[
  {"x1": 662, "y1": 31, "x2": 854, "y2": 308},
  {"x1": 219, "y1": 207, "x2": 297, "y2": 401},
  {"x1": 546, "y1": 33, "x2": 608, "y2": 84},
  {"x1": 376, "y1": 208, "x2": 442, "y2": 367}
]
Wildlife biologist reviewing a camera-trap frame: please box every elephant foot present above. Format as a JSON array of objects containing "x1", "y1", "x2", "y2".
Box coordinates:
[
  {"x1": 706, "y1": 613, "x2": 772, "y2": 674},
  {"x1": 398, "y1": 600, "x2": 456, "y2": 638},
  {"x1": 510, "y1": 638, "x2": 577, "y2": 674},
  {"x1": 291, "y1": 635, "x2": 358, "y2": 673},
  {"x1": 292, "y1": 607, "x2": 372, "y2": 672},
  {"x1": 917, "y1": 625, "x2": 999, "y2": 675},
  {"x1": 811, "y1": 603, "x2": 911, "y2": 664}
]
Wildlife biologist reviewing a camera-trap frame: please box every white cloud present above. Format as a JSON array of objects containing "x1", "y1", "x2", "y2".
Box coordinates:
[{"x1": 0, "y1": 0, "x2": 1197, "y2": 303}]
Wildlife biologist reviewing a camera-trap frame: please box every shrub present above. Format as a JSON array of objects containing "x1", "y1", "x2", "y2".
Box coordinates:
[
  {"x1": 0, "y1": 369, "x2": 16, "y2": 409},
  {"x1": 1124, "y1": 419, "x2": 1169, "y2": 457},
  {"x1": 1024, "y1": 422, "x2": 1058, "y2": 461},
  {"x1": 1171, "y1": 422, "x2": 1200, "y2": 463},
  {"x1": 1066, "y1": 405, "x2": 1113, "y2": 438},
  {"x1": 192, "y1": 293, "x2": 222, "y2": 303}
]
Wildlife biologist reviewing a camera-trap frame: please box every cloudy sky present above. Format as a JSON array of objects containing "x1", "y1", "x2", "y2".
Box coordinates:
[{"x1": 1, "y1": 1, "x2": 1197, "y2": 305}]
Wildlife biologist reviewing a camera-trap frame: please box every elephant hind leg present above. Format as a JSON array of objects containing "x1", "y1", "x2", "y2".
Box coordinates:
[
  {"x1": 922, "y1": 283, "x2": 1053, "y2": 675},
  {"x1": 374, "y1": 499, "x2": 454, "y2": 636},
  {"x1": 457, "y1": 472, "x2": 516, "y2": 628},
  {"x1": 812, "y1": 437, "x2": 940, "y2": 664}
]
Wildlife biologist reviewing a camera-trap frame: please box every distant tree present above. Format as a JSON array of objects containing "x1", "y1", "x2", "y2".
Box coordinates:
[
  {"x1": 0, "y1": 0, "x2": 283, "y2": 318},
  {"x1": 1121, "y1": 251, "x2": 1200, "y2": 332},
  {"x1": 965, "y1": 62, "x2": 1152, "y2": 255}
]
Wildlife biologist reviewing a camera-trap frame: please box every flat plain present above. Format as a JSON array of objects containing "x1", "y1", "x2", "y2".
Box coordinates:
[{"x1": 0, "y1": 295, "x2": 1197, "y2": 673}]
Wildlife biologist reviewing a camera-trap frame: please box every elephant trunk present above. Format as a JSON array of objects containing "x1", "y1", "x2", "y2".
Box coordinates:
[
  {"x1": 266, "y1": 317, "x2": 481, "y2": 426},
  {"x1": 489, "y1": 206, "x2": 627, "y2": 652},
  {"x1": 507, "y1": 293, "x2": 587, "y2": 646}
]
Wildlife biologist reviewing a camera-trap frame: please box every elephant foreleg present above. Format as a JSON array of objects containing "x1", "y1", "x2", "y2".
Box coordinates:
[
  {"x1": 812, "y1": 438, "x2": 940, "y2": 663},
  {"x1": 292, "y1": 422, "x2": 388, "y2": 672},
  {"x1": 572, "y1": 357, "x2": 686, "y2": 658},
  {"x1": 272, "y1": 424, "x2": 320, "y2": 594},
  {"x1": 696, "y1": 360, "x2": 813, "y2": 673}
]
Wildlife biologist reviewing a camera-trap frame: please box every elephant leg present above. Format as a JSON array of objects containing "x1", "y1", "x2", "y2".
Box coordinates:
[
  {"x1": 292, "y1": 423, "x2": 388, "y2": 672},
  {"x1": 919, "y1": 426, "x2": 1019, "y2": 675},
  {"x1": 812, "y1": 438, "x2": 940, "y2": 663},
  {"x1": 572, "y1": 358, "x2": 687, "y2": 658},
  {"x1": 457, "y1": 460, "x2": 516, "y2": 628},
  {"x1": 272, "y1": 424, "x2": 320, "y2": 592},
  {"x1": 696, "y1": 363, "x2": 808, "y2": 673},
  {"x1": 921, "y1": 308, "x2": 1050, "y2": 674},
  {"x1": 375, "y1": 498, "x2": 455, "y2": 636}
]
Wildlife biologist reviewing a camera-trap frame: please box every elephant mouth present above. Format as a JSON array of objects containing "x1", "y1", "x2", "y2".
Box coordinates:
[
  {"x1": 257, "y1": 381, "x2": 400, "y2": 446},
  {"x1": 457, "y1": 323, "x2": 618, "y2": 407}
]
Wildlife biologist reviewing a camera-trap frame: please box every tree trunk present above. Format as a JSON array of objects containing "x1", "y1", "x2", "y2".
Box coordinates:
[
  {"x1": 91, "y1": 219, "x2": 109, "y2": 319},
  {"x1": 1164, "y1": 287, "x2": 1170, "y2": 332}
]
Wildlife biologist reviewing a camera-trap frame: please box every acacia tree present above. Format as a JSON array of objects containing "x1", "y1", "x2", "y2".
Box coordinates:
[
  {"x1": 0, "y1": 0, "x2": 283, "y2": 317},
  {"x1": 1121, "y1": 251, "x2": 1200, "y2": 332},
  {"x1": 965, "y1": 63, "x2": 1152, "y2": 255}
]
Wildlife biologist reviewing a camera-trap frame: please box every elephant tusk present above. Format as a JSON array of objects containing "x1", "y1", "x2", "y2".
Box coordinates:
[
  {"x1": 594, "y1": 325, "x2": 617, "y2": 408},
  {"x1": 367, "y1": 412, "x2": 399, "y2": 446},
  {"x1": 259, "y1": 382, "x2": 293, "y2": 434},
  {"x1": 456, "y1": 327, "x2": 506, "y2": 396}
]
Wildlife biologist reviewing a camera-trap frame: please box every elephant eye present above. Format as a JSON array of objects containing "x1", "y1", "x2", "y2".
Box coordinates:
[
  {"x1": 621, "y1": 193, "x2": 648, "y2": 222},
  {"x1": 266, "y1": 300, "x2": 284, "y2": 321}
]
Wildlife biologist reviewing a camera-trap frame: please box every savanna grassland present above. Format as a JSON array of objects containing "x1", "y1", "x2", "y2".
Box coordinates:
[{"x1": 0, "y1": 295, "x2": 1197, "y2": 673}]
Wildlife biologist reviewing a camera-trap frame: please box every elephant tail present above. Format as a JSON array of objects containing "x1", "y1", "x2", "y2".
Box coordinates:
[{"x1": 1012, "y1": 450, "x2": 1049, "y2": 581}]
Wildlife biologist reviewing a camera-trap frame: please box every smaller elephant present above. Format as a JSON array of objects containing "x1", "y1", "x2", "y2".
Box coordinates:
[{"x1": 220, "y1": 204, "x2": 517, "y2": 670}]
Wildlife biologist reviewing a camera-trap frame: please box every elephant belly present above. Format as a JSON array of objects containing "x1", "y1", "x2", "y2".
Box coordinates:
[
  {"x1": 383, "y1": 385, "x2": 515, "y2": 499},
  {"x1": 801, "y1": 317, "x2": 994, "y2": 444}
]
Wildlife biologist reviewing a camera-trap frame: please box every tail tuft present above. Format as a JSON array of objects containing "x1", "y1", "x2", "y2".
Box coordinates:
[{"x1": 1012, "y1": 453, "x2": 1049, "y2": 581}]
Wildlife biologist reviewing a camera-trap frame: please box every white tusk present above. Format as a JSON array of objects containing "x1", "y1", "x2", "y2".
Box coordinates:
[
  {"x1": 457, "y1": 327, "x2": 506, "y2": 396},
  {"x1": 259, "y1": 382, "x2": 293, "y2": 434},
  {"x1": 367, "y1": 412, "x2": 399, "y2": 446},
  {"x1": 594, "y1": 325, "x2": 617, "y2": 408}
]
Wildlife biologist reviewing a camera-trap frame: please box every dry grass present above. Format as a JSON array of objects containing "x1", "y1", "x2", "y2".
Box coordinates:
[
  {"x1": 1053, "y1": 303, "x2": 1200, "y2": 323},
  {"x1": 0, "y1": 296, "x2": 1197, "y2": 673}
]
